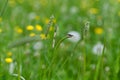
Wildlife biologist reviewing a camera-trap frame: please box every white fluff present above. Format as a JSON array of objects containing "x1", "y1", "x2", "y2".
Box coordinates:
[
  {"x1": 92, "y1": 42, "x2": 104, "y2": 55},
  {"x1": 68, "y1": 31, "x2": 81, "y2": 43}
]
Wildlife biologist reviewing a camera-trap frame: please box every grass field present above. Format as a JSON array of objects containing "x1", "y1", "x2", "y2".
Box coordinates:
[{"x1": 0, "y1": 0, "x2": 120, "y2": 80}]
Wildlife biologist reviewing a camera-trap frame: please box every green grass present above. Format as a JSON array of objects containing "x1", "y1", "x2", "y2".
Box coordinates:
[{"x1": 0, "y1": 0, "x2": 120, "y2": 80}]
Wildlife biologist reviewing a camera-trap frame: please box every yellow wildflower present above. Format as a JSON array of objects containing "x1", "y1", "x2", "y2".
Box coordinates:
[
  {"x1": 81, "y1": 1, "x2": 88, "y2": 9},
  {"x1": 35, "y1": 16, "x2": 40, "y2": 20},
  {"x1": 7, "y1": 52, "x2": 12, "y2": 57},
  {"x1": 15, "y1": 27, "x2": 23, "y2": 34},
  {"x1": 26, "y1": 25, "x2": 34, "y2": 30},
  {"x1": 49, "y1": 26, "x2": 54, "y2": 31},
  {"x1": 45, "y1": 18, "x2": 56, "y2": 24},
  {"x1": 17, "y1": 0, "x2": 24, "y2": 4},
  {"x1": 89, "y1": 8, "x2": 98, "y2": 14},
  {"x1": 53, "y1": 19, "x2": 56, "y2": 23},
  {"x1": 94, "y1": 27, "x2": 103, "y2": 35},
  {"x1": 45, "y1": 18, "x2": 49, "y2": 24},
  {"x1": 40, "y1": 34, "x2": 46, "y2": 39},
  {"x1": 40, "y1": 0, "x2": 47, "y2": 6},
  {"x1": 0, "y1": 17, "x2": 2, "y2": 23},
  {"x1": 8, "y1": 0, "x2": 16, "y2": 7},
  {"x1": 36, "y1": 25, "x2": 42, "y2": 31},
  {"x1": 5, "y1": 58, "x2": 13, "y2": 63},
  {"x1": 29, "y1": 33, "x2": 36, "y2": 37},
  {"x1": 118, "y1": 0, "x2": 120, "y2": 3},
  {"x1": 118, "y1": 11, "x2": 120, "y2": 16},
  {"x1": 0, "y1": 29, "x2": 2, "y2": 33}
]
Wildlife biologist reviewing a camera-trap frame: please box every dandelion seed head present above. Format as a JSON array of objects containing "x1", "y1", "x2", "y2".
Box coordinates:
[
  {"x1": 105, "y1": 66, "x2": 110, "y2": 72},
  {"x1": 9, "y1": 62, "x2": 15, "y2": 74},
  {"x1": 90, "y1": 64, "x2": 96, "y2": 70},
  {"x1": 67, "y1": 31, "x2": 81, "y2": 43},
  {"x1": 28, "y1": 12, "x2": 36, "y2": 20},
  {"x1": 33, "y1": 42, "x2": 43, "y2": 50},
  {"x1": 70, "y1": 6, "x2": 78, "y2": 14},
  {"x1": 41, "y1": 64, "x2": 46, "y2": 69},
  {"x1": 61, "y1": 5, "x2": 67, "y2": 13},
  {"x1": 34, "y1": 52, "x2": 40, "y2": 57},
  {"x1": 92, "y1": 42, "x2": 104, "y2": 55}
]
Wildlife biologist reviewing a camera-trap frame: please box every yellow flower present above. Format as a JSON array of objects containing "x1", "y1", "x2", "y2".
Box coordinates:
[
  {"x1": 26, "y1": 25, "x2": 34, "y2": 30},
  {"x1": 36, "y1": 25, "x2": 42, "y2": 31},
  {"x1": 94, "y1": 27, "x2": 103, "y2": 35},
  {"x1": 17, "y1": 0, "x2": 24, "y2": 4},
  {"x1": 8, "y1": 0, "x2": 16, "y2": 7},
  {"x1": 15, "y1": 27, "x2": 23, "y2": 34},
  {"x1": 0, "y1": 28, "x2": 2, "y2": 33},
  {"x1": 40, "y1": 0, "x2": 47, "y2": 6},
  {"x1": 0, "y1": 17, "x2": 2, "y2": 23},
  {"x1": 45, "y1": 18, "x2": 56, "y2": 24},
  {"x1": 45, "y1": 18, "x2": 49, "y2": 24},
  {"x1": 5, "y1": 58, "x2": 13, "y2": 63},
  {"x1": 118, "y1": 0, "x2": 120, "y2": 3},
  {"x1": 7, "y1": 52, "x2": 12, "y2": 57},
  {"x1": 49, "y1": 26, "x2": 54, "y2": 31},
  {"x1": 89, "y1": 8, "x2": 98, "y2": 14},
  {"x1": 81, "y1": 1, "x2": 88, "y2": 9},
  {"x1": 118, "y1": 11, "x2": 120, "y2": 16},
  {"x1": 40, "y1": 34, "x2": 46, "y2": 39},
  {"x1": 29, "y1": 33, "x2": 36, "y2": 37},
  {"x1": 35, "y1": 16, "x2": 40, "y2": 20},
  {"x1": 53, "y1": 19, "x2": 56, "y2": 23}
]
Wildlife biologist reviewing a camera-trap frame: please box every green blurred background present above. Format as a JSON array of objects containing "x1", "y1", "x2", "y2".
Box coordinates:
[{"x1": 0, "y1": 0, "x2": 120, "y2": 80}]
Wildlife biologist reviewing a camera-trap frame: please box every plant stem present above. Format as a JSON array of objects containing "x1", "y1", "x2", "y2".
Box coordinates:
[
  {"x1": 94, "y1": 41, "x2": 106, "y2": 80},
  {"x1": 0, "y1": 0, "x2": 8, "y2": 17}
]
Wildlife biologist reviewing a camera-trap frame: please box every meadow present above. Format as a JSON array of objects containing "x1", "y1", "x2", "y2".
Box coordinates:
[{"x1": 0, "y1": 0, "x2": 120, "y2": 80}]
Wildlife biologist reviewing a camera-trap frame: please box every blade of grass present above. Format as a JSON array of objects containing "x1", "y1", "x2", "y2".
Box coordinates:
[
  {"x1": 94, "y1": 40, "x2": 106, "y2": 80},
  {"x1": 0, "y1": 0, "x2": 8, "y2": 17}
]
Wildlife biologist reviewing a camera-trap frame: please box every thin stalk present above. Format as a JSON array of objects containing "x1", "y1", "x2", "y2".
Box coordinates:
[
  {"x1": 54, "y1": 36, "x2": 69, "y2": 51},
  {"x1": 94, "y1": 41, "x2": 106, "y2": 80},
  {"x1": 17, "y1": 48, "x2": 22, "y2": 80},
  {"x1": 0, "y1": 0, "x2": 8, "y2": 17},
  {"x1": 11, "y1": 74, "x2": 25, "y2": 80},
  {"x1": 82, "y1": 37, "x2": 86, "y2": 80},
  {"x1": 47, "y1": 35, "x2": 70, "y2": 79}
]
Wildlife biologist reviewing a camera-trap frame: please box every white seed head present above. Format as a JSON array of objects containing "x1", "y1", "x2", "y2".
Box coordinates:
[
  {"x1": 105, "y1": 66, "x2": 110, "y2": 72},
  {"x1": 90, "y1": 64, "x2": 96, "y2": 70},
  {"x1": 67, "y1": 31, "x2": 81, "y2": 43},
  {"x1": 9, "y1": 62, "x2": 15, "y2": 74},
  {"x1": 33, "y1": 41, "x2": 43, "y2": 50},
  {"x1": 70, "y1": 6, "x2": 78, "y2": 14},
  {"x1": 92, "y1": 42, "x2": 104, "y2": 55},
  {"x1": 28, "y1": 12, "x2": 36, "y2": 20}
]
